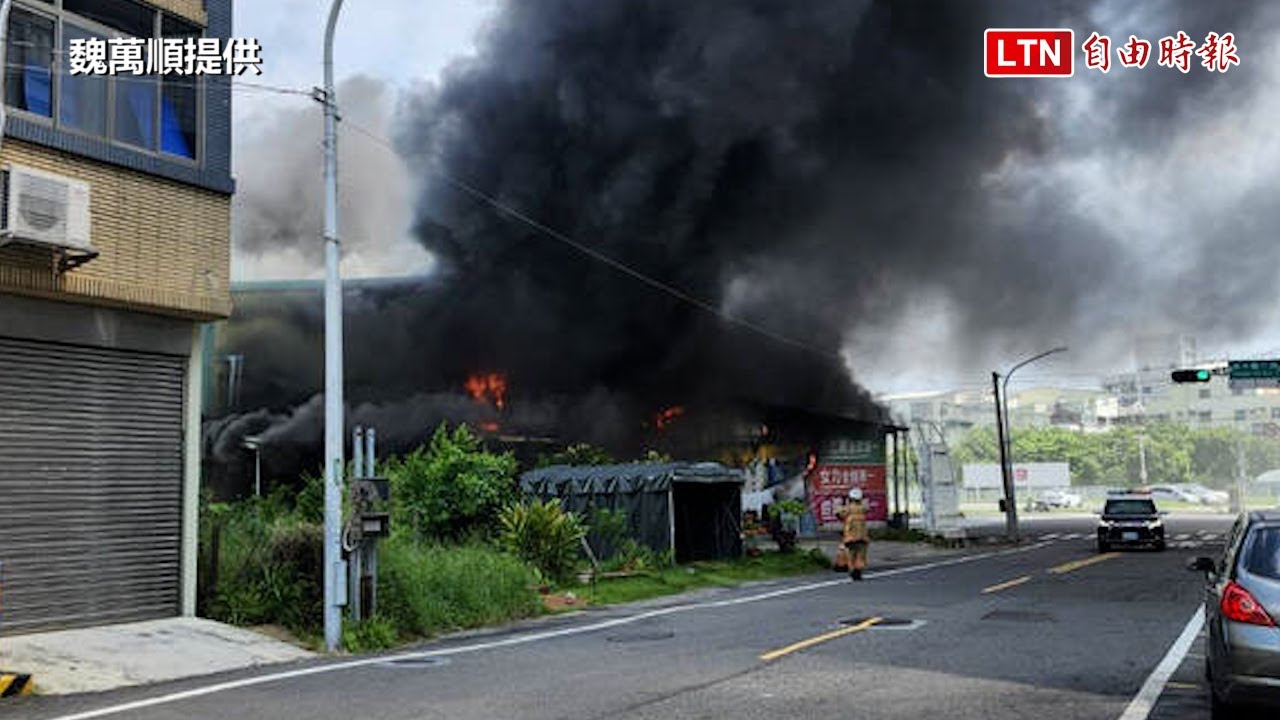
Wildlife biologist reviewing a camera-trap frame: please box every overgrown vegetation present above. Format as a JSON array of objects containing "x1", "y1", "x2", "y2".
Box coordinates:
[
  {"x1": 536, "y1": 443, "x2": 615, "y2": 467},
  {"x1": 200, "y1": 422, "x2": 818, "y2": 653},
  {"x1": 377, "y1": 539, "x2": 541, "y2": 638},
  {"x1": 498, "y1": 499, "x2": 587, "y2": 583},
  {"x1": 198, "y1": 484, "x2": 324, "y2": 638},
  {"x1": 386, "y1": 424, "x2": 517, "y2": 542}
]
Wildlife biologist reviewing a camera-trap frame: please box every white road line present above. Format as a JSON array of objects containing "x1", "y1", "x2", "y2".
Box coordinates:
[
  {"x1": 45, "y1": 541, "x2": 1055, "y2": 720},
  {"x1": 1174, "y1": 534, "x2": 1190, "y2": 541},
  {"x1": 1202, "y1": 534, "x2": 1220, "y2": 541},
  {"x1": 1042, "y1": 533, "x2": 1061, "y2": 540},
  {"x1": 1116, "y1": 606, "x2": 1205, "y2": 720}
]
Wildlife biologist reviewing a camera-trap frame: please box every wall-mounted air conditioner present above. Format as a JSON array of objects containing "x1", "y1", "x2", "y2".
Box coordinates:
[{"x1": 0, "y1": 164, "x2": 95, "y2": 270}]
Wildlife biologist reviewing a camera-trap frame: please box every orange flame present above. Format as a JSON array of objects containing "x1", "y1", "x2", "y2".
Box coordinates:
[
  {"x1": 465, "y1": 373, "x2": 507, "y2": 410},
  {"x1": 655, "y1": 405, "x2": 685, "y2": 431}
]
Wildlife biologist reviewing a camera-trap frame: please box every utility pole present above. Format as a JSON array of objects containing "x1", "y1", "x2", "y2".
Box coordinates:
[
  {"x1": 1233, "y1": 437, "x2": 1247, "y2": 514},
  {"x1": 996, "y1": 346, "x2": 1068, "y2": 540},
  {"x1": 992, "y1": 372, "x2": 1016, "y2": 539},
  {"x1": 1138, "y1": 433, "x2": 1149, "y2": 486},
  {"x1": 320, "y1": 0, "x2": 347, "y2": 653}
]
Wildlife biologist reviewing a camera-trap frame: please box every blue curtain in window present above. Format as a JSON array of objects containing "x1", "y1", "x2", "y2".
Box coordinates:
[
  {"x1": 24, "y1": 64, "x2": 51, "y2": 116},
  {"x1": 161, "y1": 96, "x2": 192, "y2": 158}
]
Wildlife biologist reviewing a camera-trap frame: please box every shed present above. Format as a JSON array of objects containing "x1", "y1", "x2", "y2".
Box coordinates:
[{"x1": 519, "y1": 462, "x2": 744, "y2": 563}]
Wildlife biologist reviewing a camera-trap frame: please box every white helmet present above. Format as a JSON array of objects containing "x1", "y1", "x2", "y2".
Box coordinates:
[{"x1": 848, "y1": 487, "x2": 864, "y2": 501}]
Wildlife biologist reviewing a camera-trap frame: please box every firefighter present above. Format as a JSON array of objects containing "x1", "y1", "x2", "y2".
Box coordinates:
[{"x1": 838, "y1": 487, "x2": 871, "y2": 580}]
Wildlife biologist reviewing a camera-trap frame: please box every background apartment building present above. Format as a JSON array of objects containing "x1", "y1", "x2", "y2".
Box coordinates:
[
  {"x1": 884, "y1": 334, "x2": 1280, "y2": 451},
  {"x1": 0, "y1": 0, "x2": 232, "y2": 634}
]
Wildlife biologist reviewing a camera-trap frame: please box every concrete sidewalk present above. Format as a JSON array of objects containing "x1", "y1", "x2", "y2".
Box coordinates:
[{"x1": 0, "y1": 617, "x2": 313, "y2": 695}]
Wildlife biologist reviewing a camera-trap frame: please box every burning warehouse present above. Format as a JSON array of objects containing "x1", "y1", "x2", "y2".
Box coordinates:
[{"x1": 201, "y1": 276, "x2": 891, "y2": 515}]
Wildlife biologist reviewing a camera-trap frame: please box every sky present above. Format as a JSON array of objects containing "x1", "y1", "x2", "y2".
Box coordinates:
[
  {"x1": 230, "y1": 0, "x2": 497, "y2": 279},
  {"x1": 227, "y1": 1, "x2": 1280, "y2": 399}
]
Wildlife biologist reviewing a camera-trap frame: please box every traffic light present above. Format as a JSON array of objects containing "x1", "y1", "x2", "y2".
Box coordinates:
[{"x1": 1171, "y1": 369, "x2": 1212, "y2": 383}]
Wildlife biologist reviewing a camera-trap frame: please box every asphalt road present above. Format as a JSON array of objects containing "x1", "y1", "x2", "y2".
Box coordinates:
[{"x1": 7, "y1": 514, "x2": 1249, "y2": 720}]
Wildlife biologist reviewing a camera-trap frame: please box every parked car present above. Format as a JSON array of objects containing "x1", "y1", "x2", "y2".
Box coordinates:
[
  {"x1": 1033, "y1": 489, "x2": 1083, "y2": 511},
  {"x1": 1097, "y1": 495, "x2": 1166, "y2": 552},
  {"x1": 1143, "y1": 485, "x2": 1203, "y2": 504},
  {"x1": 1188, "y1": 509, "x2": 1280, "y2": 718},
  {"x1": 1182, "y1": 483, "x2": 1230, "y2": 506}
]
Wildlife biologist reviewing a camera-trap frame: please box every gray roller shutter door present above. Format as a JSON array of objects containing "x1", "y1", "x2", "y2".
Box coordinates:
[{"x1": 0, "y1": 336, "x2": 185, "y2": 635}]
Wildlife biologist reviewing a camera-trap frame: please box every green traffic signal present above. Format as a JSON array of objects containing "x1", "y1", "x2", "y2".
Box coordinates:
[{"x1": 1171, "y1": 369, "x2": 1212, "y2": 383}]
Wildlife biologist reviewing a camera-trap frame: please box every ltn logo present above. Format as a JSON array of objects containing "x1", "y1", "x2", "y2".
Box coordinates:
[{"x1": 985, "y1": 29, "x2": 1075, "y2": 77}]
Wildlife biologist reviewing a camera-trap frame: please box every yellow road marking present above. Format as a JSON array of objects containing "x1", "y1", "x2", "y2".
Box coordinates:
[
  {"x1": 760, "y1": 616, "x2": 883, "y2": 661},
  {"x1": 1049, "y1": 552, "x2": 1120, "y2": 575},
  {"x1": 982, "y1": 575, "x2": 1032, "y2": 594}
]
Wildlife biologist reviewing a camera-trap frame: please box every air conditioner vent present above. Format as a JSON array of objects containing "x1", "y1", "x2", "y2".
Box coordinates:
[
  {"x1": 0, "y1": 164, "x2": 95, "y2": 270},
  {"x1": 2, "y1": 164, "x2": 92, "y2": 252}
]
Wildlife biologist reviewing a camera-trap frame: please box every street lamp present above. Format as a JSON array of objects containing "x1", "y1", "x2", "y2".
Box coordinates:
[
  {"x1": 995, "y1": 346, "x2": 1067, "y2": 540},
  {"x1": 321, "y1": 0, "x2": 347, "y2": 653}
]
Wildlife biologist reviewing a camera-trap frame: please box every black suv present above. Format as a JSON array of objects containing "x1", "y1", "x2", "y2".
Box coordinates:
[{"x1": 1097, "y1": 495, "x2": 1166, "y2": 552}]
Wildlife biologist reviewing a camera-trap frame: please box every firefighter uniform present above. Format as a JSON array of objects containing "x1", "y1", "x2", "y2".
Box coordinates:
[{"x1": 838, "y1": 497, "x2": 871, "y2": 580}]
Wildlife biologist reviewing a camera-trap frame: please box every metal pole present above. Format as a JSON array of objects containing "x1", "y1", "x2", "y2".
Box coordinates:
[
  {"x1": 998, "y1": 346, "x2": 1067, "y2": 539},
  {"x1": 1234, "y1": 437, "x2": 1247, "y2": 514},
  {"x1": 1138, "y1": 434, "x2": 1148, "y2": 486},
  {"x1": 364, "y1": 427, "x2": 377, "y2": 615},
  {"x1": 992, "y1": 372, "x2": 1015, "y2": 539},
  {"x1": 321, "y1": 0, "x2": 347, "y2": 653},
  {"x1": 353, "y1": 427, "x2": 365, "y2": 478},
  {"x1": 904, "y1": 428, "x2": 913, "y2": 527}
]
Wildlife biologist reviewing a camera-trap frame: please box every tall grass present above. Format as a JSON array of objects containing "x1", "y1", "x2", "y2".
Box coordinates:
[{"x1": 378, "y1": 539, "x2": 541, "y2": 638}]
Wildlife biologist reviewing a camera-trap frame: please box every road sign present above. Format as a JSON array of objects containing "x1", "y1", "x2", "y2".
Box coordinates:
[{"x1": 1229, "y1": 360, "x2": 1280, "y2": 389}]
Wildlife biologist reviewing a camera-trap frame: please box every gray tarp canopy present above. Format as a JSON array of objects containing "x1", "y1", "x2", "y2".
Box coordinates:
[{"x1": 519, "y1": 462, "x2": 744, "y2": 563}]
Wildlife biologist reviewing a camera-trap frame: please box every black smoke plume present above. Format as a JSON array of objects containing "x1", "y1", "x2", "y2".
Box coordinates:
[{"x1": 212, "y1": 0, "x2": 1280, "y2": 490}]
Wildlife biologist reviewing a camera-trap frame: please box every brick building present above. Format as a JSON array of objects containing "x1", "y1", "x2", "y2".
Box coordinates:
[{"x1": 0, "y1": 0, "x2": 232, "y2": 634}]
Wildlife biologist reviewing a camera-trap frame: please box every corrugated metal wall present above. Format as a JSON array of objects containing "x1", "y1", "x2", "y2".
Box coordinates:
[{"x1": 0, "y1": 336, "x2": 185, "y2": 635}]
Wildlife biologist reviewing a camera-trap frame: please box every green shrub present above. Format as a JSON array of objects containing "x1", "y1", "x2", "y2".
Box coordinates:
[
  {"x1": 536, "y1": 443, "x2": 615, "y2": 467},
  {"x1": 767, "y1": 498, "x2": 808, "y2": 520},
  {"x1": 343, "y1": 616, "x2": 399, "y2": 652},
  {"x1": 201, "y1": 493, "x2": 324, "y2": 635},
  {"x1": 262, "y1": 522, "x2": 324, "y2": 630},
  {"x1": 590, "y1": 507, "x2": 630, "y2": 548},
  {"x1": 377, "y1": 540, "x2": 540, "y2": 637},
  {"x1": 498, "y1": 499, "x2": 587, "y2": 583},
  {"x1": 602, "y1": 539, "x2": 670, "y2": 573},
  {"x1": 386, "y1": 424, "x2": 518, "y2": 542}
]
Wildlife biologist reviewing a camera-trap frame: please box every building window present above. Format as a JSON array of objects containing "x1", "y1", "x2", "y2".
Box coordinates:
[
  {"x1": 4, "y1": 0, "x2": 202, "y2": 162},
  {"x1": 60, "y1": 22, "x2": 109, "y2": 135},
  {"x1": 1235, "y1": 410, "x2": 1247, "y2": 421},
  {"x1": 1271, "y1": 408, "x2": 1280, "y2": 420},
  {"x1": 1198, "y1": 411, "x2": 1212, "y2": 422},
  {"x1": 1199, "y1": 388, "x2": 1211, "y2": 399},
  {"x1": 1233, "y1": 387, "x2": 1244, "y2": 396},
  {"x1": 1142, "y1": 386, "x2": 1153, "y2": 395},
  {"x1": 4, "y1": 7, "x2": 54, "y2": 116}
]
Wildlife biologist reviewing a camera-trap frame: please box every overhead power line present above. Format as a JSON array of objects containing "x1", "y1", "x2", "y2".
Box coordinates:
[{"x1": 338, "y1": 118, "x2": 845, "y2": 364}]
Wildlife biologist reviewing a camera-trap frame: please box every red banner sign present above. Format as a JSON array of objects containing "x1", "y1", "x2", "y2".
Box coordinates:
[{"x1": 808, "y1": 463, "x2": 888, "y2": 525}]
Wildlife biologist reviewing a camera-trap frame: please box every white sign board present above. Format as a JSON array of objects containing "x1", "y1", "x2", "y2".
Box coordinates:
[
  {"x1": 963, "y1": 462, "x2": 1070, "y2": 490},
  {"x1": 921, "y1": 443, "x2": 963, "y2": 534}
]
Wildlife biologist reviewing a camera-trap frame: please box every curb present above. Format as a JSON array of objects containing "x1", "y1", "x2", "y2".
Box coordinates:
[{"x1": 0, "y1": 672, "x2": 34, "y2": 698}]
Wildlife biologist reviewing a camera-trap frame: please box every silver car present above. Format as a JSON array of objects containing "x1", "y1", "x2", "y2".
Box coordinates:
[{"x1": 1190, "y1": 510, "x2": 1280, "y2": 717}]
